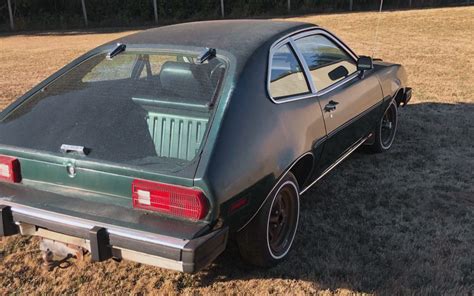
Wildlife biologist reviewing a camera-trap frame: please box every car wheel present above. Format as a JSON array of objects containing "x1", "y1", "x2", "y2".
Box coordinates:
[
  {"x1": 369, "y1": 100, "x2": 398, "y2": 153},
  {"x1": 236, "y1": 172, "x2": 299, "y2": 267}
]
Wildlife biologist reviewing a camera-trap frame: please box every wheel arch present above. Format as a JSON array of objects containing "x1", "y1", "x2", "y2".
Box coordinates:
[{"x1": 237, "y1": 151, "x2": 313, "y2": 232}]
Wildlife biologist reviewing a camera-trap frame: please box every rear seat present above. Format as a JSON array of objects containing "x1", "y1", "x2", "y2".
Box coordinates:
[{"x1": 159, "y1": 61, "x2": 213, "y2": 103}]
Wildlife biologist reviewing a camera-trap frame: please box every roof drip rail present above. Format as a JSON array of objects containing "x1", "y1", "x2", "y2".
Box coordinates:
[
  {"x1": 107, "y1": 43, "x2": 126, "y2": 60},
  {"x1": 196, "y1": 48, "x2": 216, "y2": 64}
]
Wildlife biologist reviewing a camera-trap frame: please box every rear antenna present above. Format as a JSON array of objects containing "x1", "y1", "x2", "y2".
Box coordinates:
[{"x1": 371, "y1": 0, "x2": 384, "y2": 58}]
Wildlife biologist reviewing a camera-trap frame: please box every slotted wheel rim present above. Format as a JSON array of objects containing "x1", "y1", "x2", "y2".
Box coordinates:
[
  {"x1": 268, "y1": 186, "x2": 297, "y2": 257},
  {"x1": 381, "y1": 103, "x2": 397, "y2": 148}
]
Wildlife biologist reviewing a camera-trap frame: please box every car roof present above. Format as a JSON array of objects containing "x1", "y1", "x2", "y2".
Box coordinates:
[{"x1": 111, "y1": 20, "x2": 316, "y2": 64}]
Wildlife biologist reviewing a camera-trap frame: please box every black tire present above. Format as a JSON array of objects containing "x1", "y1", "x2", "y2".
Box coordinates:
[
  {"x1": 236, "y1": 172, "x2": 300, "y2": 267},
  {"x1": 369, "y1": 100, "x2": 398, "y2": 153}
]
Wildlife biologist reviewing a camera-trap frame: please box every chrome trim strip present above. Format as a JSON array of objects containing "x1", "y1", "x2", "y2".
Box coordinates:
[
  {"x1": 314, "y1": 73, "x2": 359, "y2": 97},
  {"x1": 267, "y1": 28, "x2": 361, "y2": 104},
  {"x1": 237, "y1": 151, "x2": 314, "y2": 232},
  {"x1": 300, "y1": 134, "x2": 371, "y2": 195},
  {"x1": 291, "y1": 29, "x2": 359, "y2": 61},
  {"x1": 289, "y1": 38, "x2": 317, "y2": 93},
  {"x1": 2, "y1": 201, "x2": 189, "y2": 249},
  {"x1": 269, "y1": 92, "x2": 316, "y2": 104},
  {"x1": 266, "y1": 39, "x2": 313, "y2": 104}
]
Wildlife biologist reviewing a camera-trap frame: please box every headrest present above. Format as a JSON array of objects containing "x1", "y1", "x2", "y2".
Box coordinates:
[{"x1": 159, "y1": 61, "x2": 211, "y2": 101}]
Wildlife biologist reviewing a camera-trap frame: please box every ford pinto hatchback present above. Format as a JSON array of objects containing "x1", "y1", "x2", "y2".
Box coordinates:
[{"x1": 0, "y1": 20, "x2": 411, "y2": 272}]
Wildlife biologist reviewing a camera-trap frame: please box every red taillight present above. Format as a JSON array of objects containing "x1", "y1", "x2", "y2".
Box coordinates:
[
  {"x1": 131, "y1": 179, "x2": 208, "y2": 221},
  {"x1": 0, "y1": 155, "x2": 21, "y2": 183}
]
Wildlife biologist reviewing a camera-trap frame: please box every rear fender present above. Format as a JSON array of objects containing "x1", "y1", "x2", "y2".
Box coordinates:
[{"x1": 234, "y1": 151, "x2": 313, "y2": 233}]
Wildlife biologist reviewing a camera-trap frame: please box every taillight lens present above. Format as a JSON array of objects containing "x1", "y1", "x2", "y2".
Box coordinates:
[
  {"x1": 0, "y1": 155, "x2": 21, "y2": 183},
  {"x1": 132, "y1": 179, "x2": 208, "y2": 221}
]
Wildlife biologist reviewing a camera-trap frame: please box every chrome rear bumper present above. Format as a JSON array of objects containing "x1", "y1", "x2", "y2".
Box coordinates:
[{"x1": 1, "y1": 203, "x2": 228, "y2": 273}]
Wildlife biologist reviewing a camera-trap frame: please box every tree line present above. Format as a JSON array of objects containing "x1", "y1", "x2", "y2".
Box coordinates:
[{"x1": 1, "y1": 0, "x2": 470, "y2": 31}]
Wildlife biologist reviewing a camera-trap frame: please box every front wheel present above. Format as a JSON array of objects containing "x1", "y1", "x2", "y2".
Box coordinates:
[
  {"x1": 236, "y1": 173, "x2": 300, "y2": 267},
  {"x1": 369, "y1": 100, "x2": 398, "y2": 153}
]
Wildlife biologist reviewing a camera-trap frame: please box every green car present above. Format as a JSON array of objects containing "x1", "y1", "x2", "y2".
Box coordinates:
[{"x1": 0, "y1": 20, "x2": 411, "y2": 272}]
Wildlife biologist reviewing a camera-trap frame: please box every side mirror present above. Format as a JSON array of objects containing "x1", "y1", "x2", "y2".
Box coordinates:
[
  {"x1": 357, "y1": 56, "x2": 374, "y2": 71},
  {"x1": 357, "y1": 56, "x2": 373, "y2": 79}
]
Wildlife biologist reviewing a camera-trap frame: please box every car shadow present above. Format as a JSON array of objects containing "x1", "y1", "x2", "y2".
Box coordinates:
[{"x1": 197, "y1": 102, "x2": 474, "y2": 294}]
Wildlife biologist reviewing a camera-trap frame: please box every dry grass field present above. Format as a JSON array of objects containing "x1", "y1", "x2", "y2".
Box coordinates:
[{"x1": 1, "y1": 6, "x2": 473, "y2": 295}]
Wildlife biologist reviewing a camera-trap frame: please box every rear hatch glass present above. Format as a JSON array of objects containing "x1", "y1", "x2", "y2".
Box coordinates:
[{"x1": 0, "y1": 50, "x2": 226, "y2": 172}]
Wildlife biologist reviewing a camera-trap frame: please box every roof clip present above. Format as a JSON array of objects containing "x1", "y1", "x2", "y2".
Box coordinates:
[
  {"x1": 196, "y1": 48, "x2": 216, "y2": 64},
  {"x1": 107, "y1": 43, "x2": 126, "y2": 60}
]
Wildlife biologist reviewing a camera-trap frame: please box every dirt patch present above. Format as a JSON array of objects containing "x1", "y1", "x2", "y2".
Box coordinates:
[{"x1": 1, "y1": 6, "x2": 473, "y2": 295}]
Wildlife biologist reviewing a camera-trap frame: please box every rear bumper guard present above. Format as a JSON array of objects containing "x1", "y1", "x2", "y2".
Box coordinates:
[{"x1": 0, "y1": 204, "x2": 227, "y2": 273}]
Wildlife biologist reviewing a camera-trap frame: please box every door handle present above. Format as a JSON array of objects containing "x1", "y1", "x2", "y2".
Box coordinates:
[{"x1": 324, "y1": 100, "x2": 339, "y2": 112}]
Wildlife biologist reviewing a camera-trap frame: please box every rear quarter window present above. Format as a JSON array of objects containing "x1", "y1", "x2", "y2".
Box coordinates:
[{"x1": 269, "y1": 44, "x2": 310, "y2": 99}]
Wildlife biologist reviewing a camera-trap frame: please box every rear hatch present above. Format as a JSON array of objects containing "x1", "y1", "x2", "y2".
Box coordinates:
[{"x1": 0, "y1": 48, "x2": 227, "y2": 236}]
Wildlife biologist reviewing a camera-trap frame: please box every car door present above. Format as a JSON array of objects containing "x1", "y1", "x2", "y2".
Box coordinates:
[{"x1": 292, "y1": 32, "x2": 383, "y2": 171}]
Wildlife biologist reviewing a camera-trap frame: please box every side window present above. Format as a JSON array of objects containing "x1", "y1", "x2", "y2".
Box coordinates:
[
  {"x1": 294, "y1": 35, "x2": 357, "y2": 91},
  {"x1": 269, "y1": 43, "x2": 310, "y2": 99}
]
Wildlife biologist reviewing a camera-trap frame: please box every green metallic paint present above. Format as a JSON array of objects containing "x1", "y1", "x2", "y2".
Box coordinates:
[
  {"x1": 0, "y1": 45, "x2": 237, "y2": 224},
  {"x1": 0, "y1": 23, "x2": 410, "y2": 239}
]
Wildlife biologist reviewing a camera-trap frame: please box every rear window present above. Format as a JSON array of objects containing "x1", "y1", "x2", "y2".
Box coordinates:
[{"x1": 0, "y1": 51, "x2": 226, "y2": 171}]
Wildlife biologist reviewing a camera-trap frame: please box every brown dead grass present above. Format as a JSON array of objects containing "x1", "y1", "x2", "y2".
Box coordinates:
[{"x1": 1, "y1": 6, "x2": 473, "y2": 295}]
